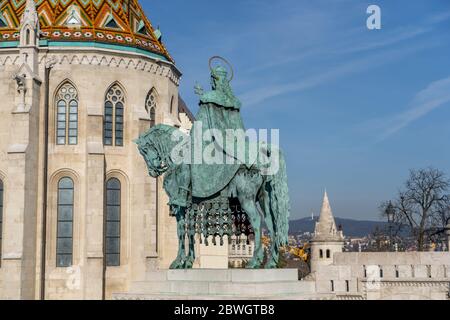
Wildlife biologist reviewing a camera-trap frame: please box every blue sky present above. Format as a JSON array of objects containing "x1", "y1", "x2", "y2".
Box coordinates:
[{"x1": 143, "y1": 0, "x2": 450, "y2": 221}]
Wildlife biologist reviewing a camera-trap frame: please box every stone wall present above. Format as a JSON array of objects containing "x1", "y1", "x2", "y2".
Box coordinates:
[
  {"x1": 310, "y1": 241, "x2": 343, "y2": 273},
  {"x1": 314, "y1": 252, "x2": 450, "y2": 300}
]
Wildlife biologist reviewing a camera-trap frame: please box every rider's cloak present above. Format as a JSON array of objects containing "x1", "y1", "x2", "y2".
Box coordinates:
[{"x1": 190, "y1": 100, "x2": 244, "y2": 198}]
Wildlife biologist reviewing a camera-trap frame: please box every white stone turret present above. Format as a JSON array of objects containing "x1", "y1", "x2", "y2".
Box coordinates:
[
  {"x1": 310, "y1": 191, "x2": 344, "y2": 273},
  {"x1": 19, "y1": 0, "x2": 40, "y2": 48},
  {"x1": 14, "y1": 0, "x2": 41, "y2": 112},
  {"x1": 3, "y1": 0, "x2": 42, "y2": 299}
]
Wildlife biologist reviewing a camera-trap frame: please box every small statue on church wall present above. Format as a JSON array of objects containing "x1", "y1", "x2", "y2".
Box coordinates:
[{"x1": 12, "y1": 73, "x2": 27, "y2": 111}]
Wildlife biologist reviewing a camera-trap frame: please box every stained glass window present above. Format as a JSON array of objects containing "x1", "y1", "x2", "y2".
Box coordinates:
[
  {"x1": 104, "y1": 84, "x2": 125, "y2": 147},
  {"x1": 105, "y1": 178, "x2": 121, "y2": 266},
  {"x1": 56, "y1": 177, "x2": 74, "y2": 267},
  {"x1": 145, "y1": 89, "x2": 157, "y2": 127},
  {"x1": 56, "y1": 82, "x2": 78, "y2": 145}
]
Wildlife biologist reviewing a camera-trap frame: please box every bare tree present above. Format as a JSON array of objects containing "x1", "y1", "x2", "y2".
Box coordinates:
[
  {"x1": 428, "y1": 197, "x2": 450, "y2": 245},
  {"x1": 381, "y1": 168, "x2": 450, "y2": 251},
  {"x1": 368, "y1": 226, "x2": 390, "y2": 252}
]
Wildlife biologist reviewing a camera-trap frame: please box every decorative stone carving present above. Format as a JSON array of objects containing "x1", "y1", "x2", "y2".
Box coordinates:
[
  {"x1": 38, "y1": 54, "x2": 180, "y2": 85},
  {"x1": 0, "y1": 52, "x2": 180, "y2": 84},
  {"x1": 45, "y1": 55, "x2": 58, "y2": 69},
  {"x1": 12, "y1": 72, "x2": 28, "y2": 112}
]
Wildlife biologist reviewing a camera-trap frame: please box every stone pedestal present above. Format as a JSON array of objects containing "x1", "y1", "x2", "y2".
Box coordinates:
[{"x1": 113, "y1": 269, "x2": 317, "y2": 300}]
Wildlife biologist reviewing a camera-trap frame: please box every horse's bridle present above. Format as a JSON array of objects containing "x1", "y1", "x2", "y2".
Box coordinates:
[{"x1": 142, "y1": 142, "x2": 169, "y2": 176}]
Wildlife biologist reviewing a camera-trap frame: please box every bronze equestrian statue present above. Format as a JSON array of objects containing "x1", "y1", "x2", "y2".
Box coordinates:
[{"x1": 135, "y1": 57, "x2": 290, "y2": 269}]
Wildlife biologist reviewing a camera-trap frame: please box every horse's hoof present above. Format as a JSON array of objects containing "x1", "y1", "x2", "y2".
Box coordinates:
[
  {"x1": 264, "y1": 261, "x2": 278, "y2": 269},
  {"x1": 184, "y1": 259, "x2": 194, "y2": 269},
  {"x1": 169, "y1": 258, "x2": 185, "y2": 269}
]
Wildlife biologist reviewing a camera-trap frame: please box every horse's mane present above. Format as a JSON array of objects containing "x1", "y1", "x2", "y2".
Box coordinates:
[{"x1": 136, "y1": 124, "x2": 180, "y2": 167}]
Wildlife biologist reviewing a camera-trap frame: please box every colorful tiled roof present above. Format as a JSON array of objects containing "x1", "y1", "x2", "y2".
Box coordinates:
[{"x1": 0, "y1": 0, "x2": 172, "y2": 62}]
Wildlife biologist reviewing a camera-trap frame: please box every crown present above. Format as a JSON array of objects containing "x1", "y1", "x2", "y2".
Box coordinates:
[{"x1": 212, "y1": 65, "x2": 228, "y2": 77}]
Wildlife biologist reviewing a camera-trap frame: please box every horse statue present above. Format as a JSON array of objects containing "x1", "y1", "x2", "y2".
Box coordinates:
[{"x1": 135, "y1": 57, "x2": 290, "y2": 269}]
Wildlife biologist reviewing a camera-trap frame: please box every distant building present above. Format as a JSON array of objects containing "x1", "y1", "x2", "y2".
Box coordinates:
[
  {"x1": 228, "y1": 235, "x2": 254, "y2": 268},
  {"x1": 308, "y1": 191, "x2": 450, "y2": 300}
]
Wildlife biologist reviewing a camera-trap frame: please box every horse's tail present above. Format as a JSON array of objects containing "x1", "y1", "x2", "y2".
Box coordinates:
[{"x1": 267, "y1": 149, "x2": 290, "y2": 249}]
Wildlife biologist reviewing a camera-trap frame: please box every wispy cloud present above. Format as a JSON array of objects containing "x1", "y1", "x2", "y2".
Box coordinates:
[
  {"x1": 231, "y1": 3, "x2": 450, "y2": 108},
  {"x1": 374, "y1": 76, "x2": 450, "y2": 141},
  {"x1": 240, "y1": 41, "x2": 435, "y2": 107},
  {"x1": 426, "y1": 10, "x2": 450, "y2": 24},
  {"x1": 243, "y1": 8, "x2": 450, "y2": 76},
  {"x1": 333, "y1": 27, "x2": 430, "y2": 55}
]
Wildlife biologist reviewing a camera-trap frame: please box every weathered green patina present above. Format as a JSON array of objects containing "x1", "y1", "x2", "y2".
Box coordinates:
[
  {"x1": 135, "y1": 58, "x2": 290, "y2": 269},
  {"x1": 191, "y1": 61, "x2": 245, "y2": 198}
]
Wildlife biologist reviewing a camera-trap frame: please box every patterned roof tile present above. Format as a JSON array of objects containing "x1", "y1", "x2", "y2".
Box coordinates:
[{"x1": 0, "y1": 0, "x2": 173, "y2": 62}]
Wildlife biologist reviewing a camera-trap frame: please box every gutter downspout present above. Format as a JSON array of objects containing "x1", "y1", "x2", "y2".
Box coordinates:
[
  {"x1": 40, "y1": 58, "x2": 55, "y2": 300},
  {"x1": 102, "y1": 158, "x2": 107, "y2": 300}
]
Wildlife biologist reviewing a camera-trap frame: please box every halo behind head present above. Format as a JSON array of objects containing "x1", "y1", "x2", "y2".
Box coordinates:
[{"x1": 209, "y1": 56, "x2": 234, "y2": 81}]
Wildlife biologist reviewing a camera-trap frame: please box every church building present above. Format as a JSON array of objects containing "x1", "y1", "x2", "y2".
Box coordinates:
[{"x1": 0, "y1": 0, "x2": 193, "y2": 299}]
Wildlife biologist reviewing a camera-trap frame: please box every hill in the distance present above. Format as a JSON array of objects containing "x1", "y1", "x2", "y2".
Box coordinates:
[{"x1": 290, "y1": 217, "x2": 387, "y2": 238}]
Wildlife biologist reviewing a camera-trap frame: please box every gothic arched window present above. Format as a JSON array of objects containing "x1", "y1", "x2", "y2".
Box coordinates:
[
  {"x1": 326, "y1": 249, "x2": 331, "y2": 258},
  {"x1": 105, "y1": 178, "x2": 121, "y2": 266},
  {"x1": 26, "y1": 28, "x2": 30, "y2": 45},
  {"x1": 0, "y1": 180, "x2": 3, "y2": 266},
  {"x1": 145, "y1": 89, "x2": 157, "y2": 127},
  {"x1": 56, "y1": 177, "x2": 74, "y2": 267},
  {"x1": 104, "y1": 84, "x2": 125, "y2": 147},
  {"x1": 169, "y1": 96, "x2": 174, "y2": 114},
  {"x1": 56, "y1": 82, "x2": 78, "y2": 145},
  {"x1": 319, "y1": 249, "x2": 323, "y2": 259}
]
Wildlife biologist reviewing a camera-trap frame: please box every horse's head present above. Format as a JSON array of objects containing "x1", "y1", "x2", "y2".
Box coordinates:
[
  {"x1": 135, "y1": 138, "x2": 166, "y2": 177},
  {"x1": 134, "y1": 124, "x2": 179, "y2": 178}
]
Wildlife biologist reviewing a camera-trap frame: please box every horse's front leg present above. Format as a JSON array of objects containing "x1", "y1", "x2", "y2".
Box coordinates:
[
  {"x1": 170, "y1": 206, "x2": 187, "y2": 269},
  {"x1": 260, "y1": 190, "x2": 278, "y2": 269},
  {"x1": 263, "y1": 212, "x2": 279, "y2": 269},
  {"x1": 184, "y1": 232, "x2": 196, "y2": 269}
]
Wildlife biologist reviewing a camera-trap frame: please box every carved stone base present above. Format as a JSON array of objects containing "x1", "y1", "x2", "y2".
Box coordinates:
[{"x1": 112, "y1": 269, "x2": 317, "y2": 300}]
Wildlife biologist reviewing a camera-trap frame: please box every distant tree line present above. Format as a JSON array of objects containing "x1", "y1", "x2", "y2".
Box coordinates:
[{"x1": 380, "y1": 167, "x2": 450, "y2": 251}]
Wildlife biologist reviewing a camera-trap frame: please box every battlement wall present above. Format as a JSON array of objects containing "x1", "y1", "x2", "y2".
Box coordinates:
[{"x1": 313, "y1": 252, "x2": 450, "y2": 299}]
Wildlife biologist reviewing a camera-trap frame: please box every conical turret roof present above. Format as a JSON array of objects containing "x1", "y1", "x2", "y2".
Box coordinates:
[{"x1": 313, "y1": 191, "x2": 344, "y2": 242}]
